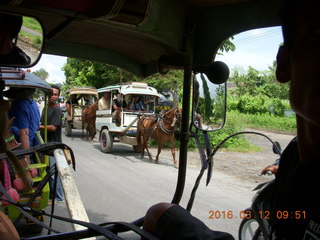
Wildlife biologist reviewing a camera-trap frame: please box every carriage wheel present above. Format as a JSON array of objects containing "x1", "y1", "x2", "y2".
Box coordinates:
[
  {"x1": 65, "y1": 121, "x2": 72, "y2": 136},
  {"x1": 238, "y1": 210, "x2": 263, "y2": 240},
  {"x1": 100, "y1": 129, "x2": 113, "y2": 153}
]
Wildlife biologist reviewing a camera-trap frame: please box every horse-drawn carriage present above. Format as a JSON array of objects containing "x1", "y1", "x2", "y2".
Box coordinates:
[
  {"x1": 64, "y1": 87, "x2": 98, "y2": 137},
  {"x1": 96, "y1": 82, "x2": 160, "y2": 153}
]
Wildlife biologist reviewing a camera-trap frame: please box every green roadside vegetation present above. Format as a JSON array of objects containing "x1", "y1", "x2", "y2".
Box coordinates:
[
  {"x1": 22, "y1": 17, "x2": 42, "y2": 32},
  {"x1": 19, "y1": 17, "x2": 43, "y2": 49},
  {"x1": 183, "y1": 63, "x2": 296, "y2": 152},
  {"x1": 229, "y1": 111, "x2": 296, "y2": 134}
]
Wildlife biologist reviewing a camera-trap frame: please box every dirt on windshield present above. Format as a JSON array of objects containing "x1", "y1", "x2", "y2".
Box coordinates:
[{"x1": 148, "y1": 129, "x2": 296, "y2": 183}]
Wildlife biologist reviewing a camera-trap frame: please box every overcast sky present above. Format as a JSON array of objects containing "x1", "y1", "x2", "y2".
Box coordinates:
[{"x1": 31, "y1": 26, "x2": 283, "y2": 84}]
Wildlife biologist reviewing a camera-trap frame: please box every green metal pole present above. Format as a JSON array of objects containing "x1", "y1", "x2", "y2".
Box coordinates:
[{"x1": 44, "y1": 94, "x2": 48, "y2": 143}]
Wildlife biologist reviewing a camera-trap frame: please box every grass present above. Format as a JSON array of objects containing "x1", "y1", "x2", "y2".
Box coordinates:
[
  {"x1": 149, "y1": 110, "x2": 296, "y2": 153},
  {"x1": 23, "y1": 17, "x2": 42, "y2": 32},
  {"x1": 225, "y1": 140, "x2": 262, "y2": 152},
  {"x1": 19, "y1": 33, "x2": 42, "y2": 49},
  {"x1": 19, "y1": 17, "x2": 43, "y2": 49},
  {"x1": 227, "y1": 110, "x2": 296, "y2": 134}
]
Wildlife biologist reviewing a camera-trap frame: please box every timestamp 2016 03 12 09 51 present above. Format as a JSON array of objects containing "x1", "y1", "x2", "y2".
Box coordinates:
[{"x1": 208, "y1": 210, "x2": 306, "y2": 220}]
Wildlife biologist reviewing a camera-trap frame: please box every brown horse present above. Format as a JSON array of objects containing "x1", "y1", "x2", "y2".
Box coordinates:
[
  {"x1": 81, "y1": 102, "x2": 98, "y2": 142},
  {"x1": 136, "y1": 107, "x2": 182, "y2": 167}
]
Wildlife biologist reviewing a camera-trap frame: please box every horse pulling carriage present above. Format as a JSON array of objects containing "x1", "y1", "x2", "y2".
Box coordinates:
[
  {"x1": 64, "y1": 87, "x2": 98, "y2": 139},
  {"x1": 96, "y1": 82, "x2": 161, "y2": 153}
]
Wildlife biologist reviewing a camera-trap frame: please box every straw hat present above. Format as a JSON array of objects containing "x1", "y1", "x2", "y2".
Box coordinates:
[{"x1": 4, "y1": 87, "x2": 36, "y2": 100}]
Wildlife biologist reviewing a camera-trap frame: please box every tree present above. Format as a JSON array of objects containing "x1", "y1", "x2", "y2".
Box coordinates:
[
  {"x1": 62, "y1": 37, "x2": 236, "y2": 96},
  {"x1": 200, "y1": 73, "x2": 214, "y2": 122},
  {"x1": 63, "y1": 58, "x2": 139, "y2": 91},
  {"x1": 33, "y1": 68, "x2": 49, "y2": 81},
  {"x1": 218, "y1": 37, "x2": 236, "y2": 55},
  {"x1": 229, "y1": 64, "x2": 289, "y2": 100}
]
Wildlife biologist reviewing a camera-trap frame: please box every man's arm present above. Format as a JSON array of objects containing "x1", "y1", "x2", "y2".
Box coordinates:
[
  {"x1": 19, "y1": 128, "x2": 30, "y2": 149},
  {"x1": 39, "y1": 124, "x2": 57, "y2": 132},
  {"x1": 39, "y1": 107, "x2": 61, "y2": 132},
  {"x1": 112, "y1": 100, "x2": 120, "y2": 111},
  {"x1": 19, "y1": 128, "x2": 31, "y2": 162}
]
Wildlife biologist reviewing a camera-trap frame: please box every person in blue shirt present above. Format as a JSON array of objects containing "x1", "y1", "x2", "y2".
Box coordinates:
[{"x1": 5, "y1": 87, "x2": 40, "y2": 162}]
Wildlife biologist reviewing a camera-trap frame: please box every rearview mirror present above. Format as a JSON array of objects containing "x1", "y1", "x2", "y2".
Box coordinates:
[
  {"x1": 0, "y1": 12, "x2": 43, "y2": 67},
  {"x1": 192, "y1": 73, "x2": 227, "y2": 131}
]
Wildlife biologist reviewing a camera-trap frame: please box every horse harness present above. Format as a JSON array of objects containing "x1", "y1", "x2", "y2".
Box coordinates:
[{"x1": 139, "y1": 108, "x2": 180, "y2": 138}]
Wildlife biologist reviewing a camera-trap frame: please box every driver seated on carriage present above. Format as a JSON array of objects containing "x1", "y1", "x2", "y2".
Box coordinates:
[
  {"x1": 82, "y1": 95, "x2": 93, "y2": 105},
  {"x1": 66, "y1": 94, "x2": 80, "y2": 115},
  {"x1": 112, "y1": 92, "x2": 127, "y2": 126}
]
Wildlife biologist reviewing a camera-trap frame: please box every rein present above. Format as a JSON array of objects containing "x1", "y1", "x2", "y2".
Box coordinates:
[
  {"x1": 139, "y1": 108, "x2": 180, "y2": 137},
  {"x1": 158, "y1": 108, "x2": 180, "y2": 134},
  {"x1": 158, "y1": 118, "x2": 174, "y2": 134}
]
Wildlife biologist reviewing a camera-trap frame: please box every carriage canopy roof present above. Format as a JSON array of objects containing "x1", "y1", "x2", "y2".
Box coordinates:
[
  {"x1": 1, "y1": 68, "x2": 52, "y2": 95},
  {"x1": 66, "y1": 87, "x2": 98, "y2": 97},
  {"x1": 98, "y1": 82, "x2": 160, "y2": 97}
]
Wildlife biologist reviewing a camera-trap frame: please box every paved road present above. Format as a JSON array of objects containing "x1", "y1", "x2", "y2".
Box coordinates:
[{"x1": 20, "y1": 128, "x2": 257, "y2": 239}]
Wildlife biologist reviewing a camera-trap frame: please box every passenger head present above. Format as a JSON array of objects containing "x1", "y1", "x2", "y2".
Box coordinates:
[
  {"x1": 276, "y1": 0, "x2": 320, "y2": 127},
  {"x1": 103, "y1": 92, "x2": 110, "y2": 99}
]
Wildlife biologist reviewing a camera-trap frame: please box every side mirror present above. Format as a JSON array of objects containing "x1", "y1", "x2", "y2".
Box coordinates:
[
  {"x1": 192, "y1": 62, "x2": 229, "y2": 132},
  {"x1": 0, "y1": 12, "x2": 44, "y2": 68},
  {"x1": 272, "y1": 141, "x2": 282, "y2": 155}
]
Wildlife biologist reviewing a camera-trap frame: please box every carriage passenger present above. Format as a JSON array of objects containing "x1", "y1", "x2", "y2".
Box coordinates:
[
  {"x1": 98, "y1": 92, "x2": 111, "y2": 110},
  {"x1": 128, "y1": 95, "x2": 155, "y2": 111},
  {"x1": 112, "y1": 93, "x2": 126, "y2": 126},
  {"x1": 66, "y1": 94, "x2": 80, "y2": 115},
  {"x1": 5, "y1": 87, "x2": 40, "y2": 163}
]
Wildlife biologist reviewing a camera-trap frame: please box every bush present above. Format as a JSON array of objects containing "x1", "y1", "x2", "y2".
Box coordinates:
[
  {"x1": 227, "y1": 95, "x2": 239, "y2": 112},
  {"x1": 228, "y1": 94, "x2": 286, "y2": 117},
  {"x1": 237, "y1": 94, "x2": 270, "y2": 114},
  {"x1": 270, "y1": 98, "x2": 285, "y2": 116}
]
